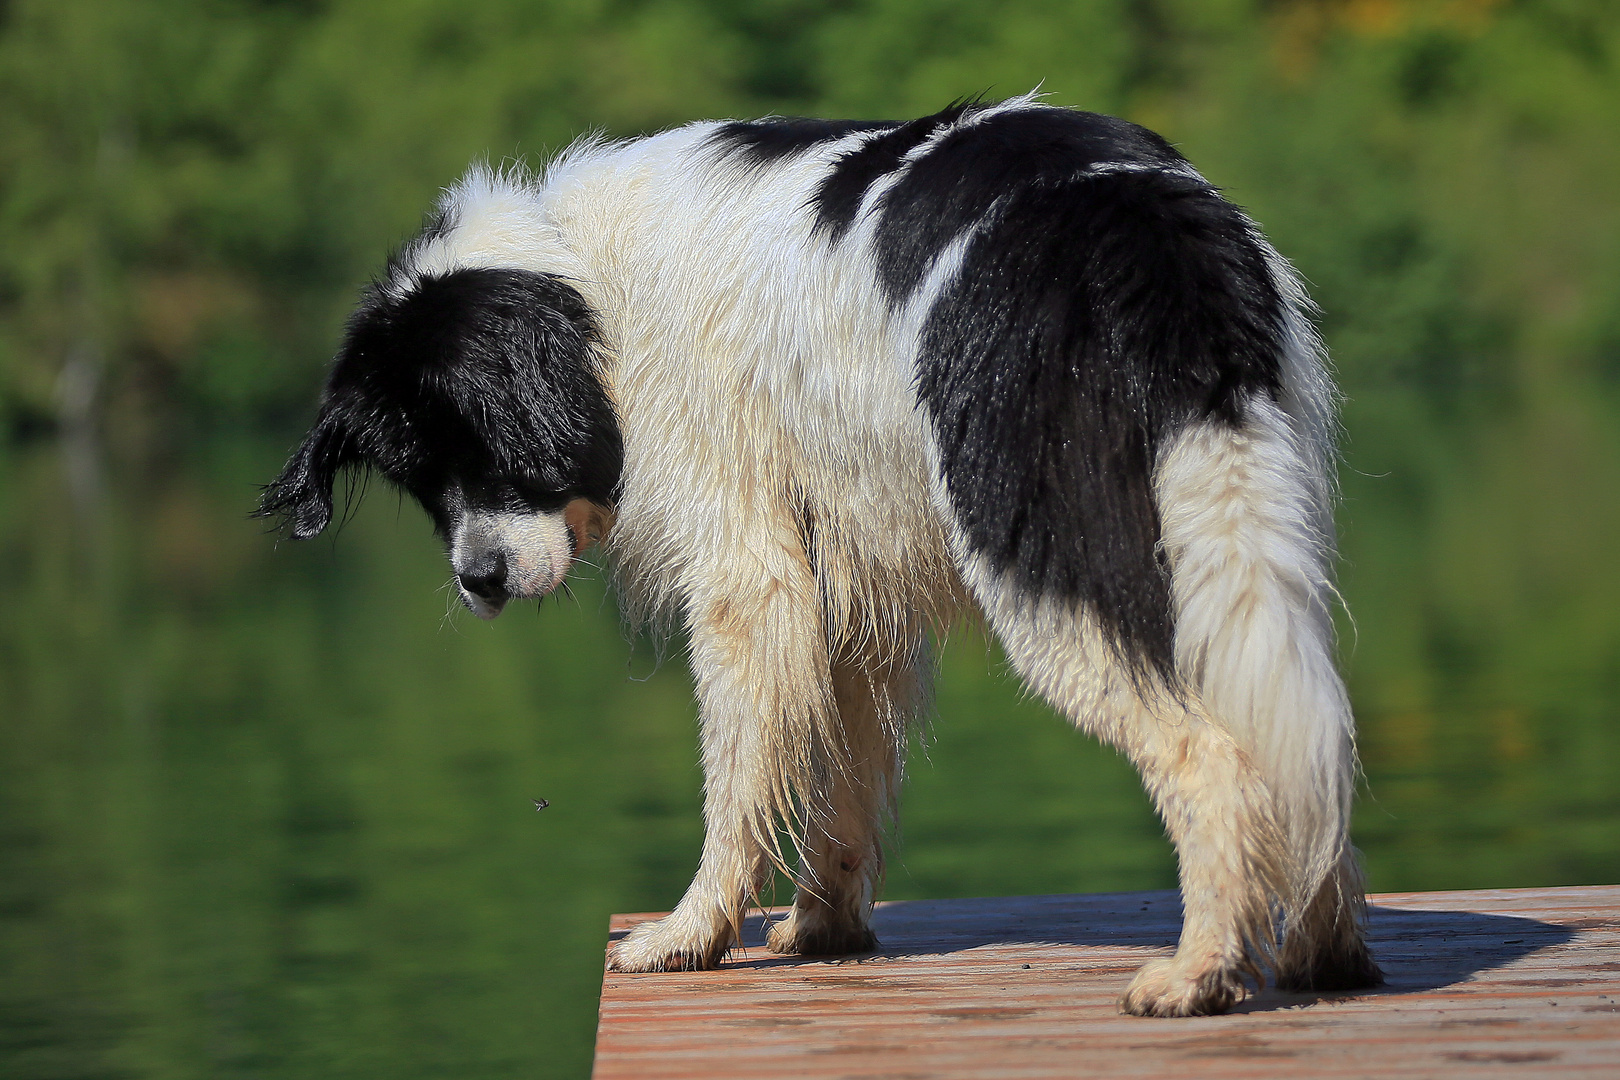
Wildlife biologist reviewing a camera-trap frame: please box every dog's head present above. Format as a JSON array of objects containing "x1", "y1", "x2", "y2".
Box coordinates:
[{"x1": 259, "y1": 261, "x2": 621, "y2": 619}]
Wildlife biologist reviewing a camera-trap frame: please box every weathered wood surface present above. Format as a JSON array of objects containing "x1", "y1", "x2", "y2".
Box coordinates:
[{"x1": 593, "y1": 884, "x2": 1620, "y2": 1078}]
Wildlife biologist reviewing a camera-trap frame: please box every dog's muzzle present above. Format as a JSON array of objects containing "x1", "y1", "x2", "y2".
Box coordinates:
[
  {"x1": 449, "y1": 512, "x2": 569, "y2": 619},
  {"x1": 449, "y1": 499, "x2": 611, "y2": 620}
]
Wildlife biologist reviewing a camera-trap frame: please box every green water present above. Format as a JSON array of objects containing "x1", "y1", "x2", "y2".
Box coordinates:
[{"x1": 3, "y1": 412, "x2": 1617, "y2": 1078}]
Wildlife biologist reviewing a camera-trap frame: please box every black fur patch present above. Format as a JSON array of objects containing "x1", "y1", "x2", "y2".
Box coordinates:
[
  {"x1": 810, "y1": 101, "x2": 978, "y2": 242},
  {"x1": 912, "y1": 163, "x2": 1285, "y2": 681},
  {"x1": 875, "y1": 107, "x2": 1190, "y2": 305},
  {"x1": 258, "y1": 267, "x2": 621, "y2": 538},
  {"x1": 707, "y1": 117, "x2": 892, "y2": 173}
]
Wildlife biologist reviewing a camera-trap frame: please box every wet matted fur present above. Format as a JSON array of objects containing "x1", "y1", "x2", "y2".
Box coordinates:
[{"x1": 260, "y1": 94, "x2": 1383, "y2": 1015}]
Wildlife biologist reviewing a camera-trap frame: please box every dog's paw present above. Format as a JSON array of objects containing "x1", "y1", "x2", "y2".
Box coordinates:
[
  {"x1": 1119, "y1": 957, "x2": 1245, "y2": 1017},
  {"x1": 765, "y1": 910, "x2": 878, "y2": 957},
  {"x1": 607, "y1": 918, "x2": 731, "y2": 973}
]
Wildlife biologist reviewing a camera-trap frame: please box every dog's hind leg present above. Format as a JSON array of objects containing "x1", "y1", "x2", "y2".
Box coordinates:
[
  {"x1": 968, "y1": 568, "x2": 1287, "y2": 1015},
  {"x1": 1157, "y1": 392, "x2": 1382, "y2": 993},
  {"x1": 766, "y1": 639, "x2": 924, "y2": 957},
  {"x1": 1274, "y1": 846, "x2": 1381, "y2": 990},
  {"x1": 607, "y1": 531, "x2": 841, "y2": 973},
  {"x1": 907, "y1": 157, "x2": 1378, "y2": 1008}
]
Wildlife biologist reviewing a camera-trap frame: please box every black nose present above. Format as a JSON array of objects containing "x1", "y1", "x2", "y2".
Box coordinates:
[{"x1": 458, "y1": 553, "x2": 508, "y2": 601}]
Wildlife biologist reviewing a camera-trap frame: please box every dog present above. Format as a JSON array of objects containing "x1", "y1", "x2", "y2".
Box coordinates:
[{"x1": 260, "y1": 93, "x2": 1383, "y2": 1016}]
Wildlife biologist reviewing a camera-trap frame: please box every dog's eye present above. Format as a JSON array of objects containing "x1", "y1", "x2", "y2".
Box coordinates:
[
  {"x1": 454, "y1": 480, "x2": 568, "y2": 515},
  {"x1": 506, "y1": 481, "x2": 570, "y2": 513}
]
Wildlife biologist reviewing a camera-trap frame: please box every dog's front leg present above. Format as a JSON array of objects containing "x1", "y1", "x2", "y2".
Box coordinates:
[
  {"x1": 604, "y1": 805, "x2": 772, "y2": 972},
  {"x1": 765, "y1": 643, "x2": 923, "y2": 957},
  {"x1": 607, "y1": 562, "x2": 834, "y2": 973}
]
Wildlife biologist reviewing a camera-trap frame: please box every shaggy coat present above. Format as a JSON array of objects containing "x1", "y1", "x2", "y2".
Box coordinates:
[{"x1": 261, "y1": 94, "x2": 1382, "y2": 1016}]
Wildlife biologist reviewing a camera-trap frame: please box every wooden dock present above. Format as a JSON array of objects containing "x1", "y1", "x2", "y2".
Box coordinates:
[{"x1": 593, "y1": 884, "x2": 1620, "y2": 1078}]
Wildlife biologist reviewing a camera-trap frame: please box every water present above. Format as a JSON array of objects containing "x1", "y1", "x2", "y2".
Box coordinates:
[{"x1": 2, "y1": 414, "x2": 1616, "y2": 1078}]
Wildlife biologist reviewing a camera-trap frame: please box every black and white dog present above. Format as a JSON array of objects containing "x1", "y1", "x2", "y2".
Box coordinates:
[{"x1": 261, "y1": 94, "x2": 1382, "y2": 1015}]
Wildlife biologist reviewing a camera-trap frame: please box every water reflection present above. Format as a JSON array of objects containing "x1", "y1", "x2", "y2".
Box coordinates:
[{"x1": 1, "y1": 423, "x2": 1616, "y2": 1078}]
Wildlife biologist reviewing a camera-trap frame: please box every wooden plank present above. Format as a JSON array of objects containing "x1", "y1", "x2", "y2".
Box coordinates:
[{"x1": 593, "y1": 885, "x2": 1620, "y2": 1079}]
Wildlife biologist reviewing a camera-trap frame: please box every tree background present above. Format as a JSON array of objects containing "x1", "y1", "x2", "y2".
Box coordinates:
[{"x1": 4, "y1": 0, "x2": 1615, "y2": 437}]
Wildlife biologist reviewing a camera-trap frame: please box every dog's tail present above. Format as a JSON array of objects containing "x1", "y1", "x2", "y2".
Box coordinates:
[{"x1": 1153, "y1": 257, "x2": 1359, "y2": 936}]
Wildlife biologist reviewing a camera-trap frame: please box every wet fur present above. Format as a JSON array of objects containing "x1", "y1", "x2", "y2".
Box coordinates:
[{"x1": 261, "y1": 94, "x2": 1381, "y2": 1015}]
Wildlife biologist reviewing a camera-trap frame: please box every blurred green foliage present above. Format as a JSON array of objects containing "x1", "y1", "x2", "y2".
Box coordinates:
[{"x1": 3, "y1": 0, "x2": 1618, "y2": 435}]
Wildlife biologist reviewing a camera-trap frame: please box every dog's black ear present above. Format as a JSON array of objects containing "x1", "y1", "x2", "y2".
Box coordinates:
[{"x1": 256, "y1": 410, "x2": 355, "y2": 539}]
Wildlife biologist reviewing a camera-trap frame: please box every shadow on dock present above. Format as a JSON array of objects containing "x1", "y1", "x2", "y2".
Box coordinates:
[
  {"x1": 599, "y1": 885, "x2": 1619, "y2": 1075},
  {"x1": 607, "y1": 889, "x2": 1577, "y2": 1008}
]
